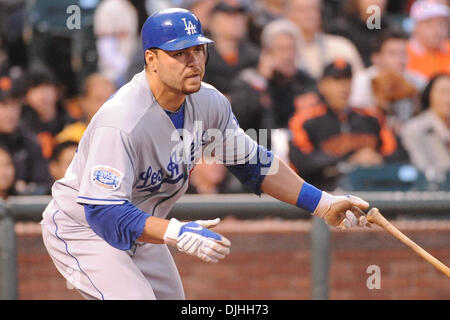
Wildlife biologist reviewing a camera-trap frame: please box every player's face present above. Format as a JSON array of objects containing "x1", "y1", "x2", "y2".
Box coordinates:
[{"x1": 155, "y1": 45, "x2": 207, "y2": 95}]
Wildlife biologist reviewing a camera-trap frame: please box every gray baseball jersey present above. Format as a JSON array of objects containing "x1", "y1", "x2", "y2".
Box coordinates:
[
  {"x1": 41, "y1": 69, "x2": 259, "y2": 299},
  {"x1": 51, "y1": 69, "x2": 258, "y2": 225}
]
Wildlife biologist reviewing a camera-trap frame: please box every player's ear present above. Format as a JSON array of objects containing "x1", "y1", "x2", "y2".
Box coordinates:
[{"x1": 145, "y1": 49, "x2": 158, "y2": 73}]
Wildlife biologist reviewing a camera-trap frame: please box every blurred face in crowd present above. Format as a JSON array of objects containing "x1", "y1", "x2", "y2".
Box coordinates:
[
  {"x1": 264, "y1": 0, "x2": 286, "y2": 16},
  {"x1": 287, "y1": 0, "x2": 322, "y2": 39},
  {"x1": 372, "y1": 38, "x2": 408, "y2": 74},
  {"x1": 81, "y1": 74, "x2": 116, "y2": 122},
  {"x1": 190, "y1": 0, "x2": 218, "y2": 31},
  {"x1": 429, "y1": 75, "x2": 450, "y2": 121},
  {"x1": 49, "y1": 145, "x2": 77, "y2": 181},
  {"x1": 0, "y1": 98, "x2": 21, "y2": 134},
  {"x1": 358, "y1": 0, "x2": 387, "y2": 20},
  {"x1": 268, "y1": 33, "x2": 297, "y2": 78},
  {"x1": 25, "y1": 83, "x2": 59, "y2": 122},
  {"x1": 0, "y1": 148, "x2": 15, "y2": 199},
  {"x1": 209, "y1": 10, "x2": 247, "y2": 41},
  {"x1": 318, "y1": 76, "x2": 352, "y2": 112},
  {"x1": 190, "y1": 161, "x2": 227, "y2": 194},
  {"x1": 414, "y1": 17, "x2": 449, "y2": 50}
]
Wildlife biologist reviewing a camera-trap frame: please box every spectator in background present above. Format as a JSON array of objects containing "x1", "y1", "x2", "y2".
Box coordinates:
[
  {"x1": 407, "y1": 0, "x2": 450, "y2": 80},
  {"x1": 286, "y1": 0, "x2": 365, "y2": 79},
  {"x1": 0, "y1": 75, "x2": 52, "y2": 195},
  {"x1": 182, "y1": 0, "x2": 219, "y2": 33},
  {"x1": 247, "y1": 0, "x2": 286, "y2": 47},
  {"x1": 400, "y1": 73, "x2": 450, "y2": 185},
  {"x1": 55, "y1": 73, "x2": 116, "y2": 144},
  {"x1": 203, "y1": 1, "x2": 259, "y2": 95},
  {"x1": 328, "y1": 0, "x2": 390, "y2": 67},
  {"x1": 48, "y1": 141, "x2": 78, "y2": 183},
  {"x1": 350, "y1": 29, "x2": 424, "y2": 133},
  {"x1": 94, "y1": 0, "x2": 139, "y2": 87},
  {"x1": 186, "y1": 156, "x2": 247, "y2": 194},
  {"x1": 288, "y1": 60, "x2": 407, "y2": 191},
  {"x1": 229, "y1": 19, "x2": 316, "y2": 131},
  {"x1": 0, "y1": 145, "x2": 15, "y2": 199},
  {"x1": 21, "y1": 67, "x2": 74, "y2": 159},
  {"x1": 370, "y1": 70, "x2": 419, "y2": 134}
]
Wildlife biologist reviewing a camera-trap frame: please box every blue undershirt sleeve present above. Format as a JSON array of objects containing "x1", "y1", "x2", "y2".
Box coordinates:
[
  {"x1": 84, "y1": 202, "x2": 151, "y2": 251},
  {"x1": 226, "y1": 145, "x2": 274, "y2": 196}
]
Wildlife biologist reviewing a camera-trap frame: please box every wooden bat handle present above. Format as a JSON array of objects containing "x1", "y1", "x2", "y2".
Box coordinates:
[{"x1": 366, "y1": 208, "x2": 450, "y2": 279}]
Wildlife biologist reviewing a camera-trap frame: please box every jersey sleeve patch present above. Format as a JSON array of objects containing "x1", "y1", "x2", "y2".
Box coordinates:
[{"x1": 91, "y1": 165, "x2": 123, "y2": 191}]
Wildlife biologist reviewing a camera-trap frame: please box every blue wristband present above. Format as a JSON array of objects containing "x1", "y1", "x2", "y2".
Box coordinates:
[{"x1": 296, "y1": 182, "x2": 323, "y2": 212}]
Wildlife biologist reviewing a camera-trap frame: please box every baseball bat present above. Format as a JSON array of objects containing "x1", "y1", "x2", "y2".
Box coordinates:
[{"x1": 355, "y1": 207, "x2": 450, "y2": 279}]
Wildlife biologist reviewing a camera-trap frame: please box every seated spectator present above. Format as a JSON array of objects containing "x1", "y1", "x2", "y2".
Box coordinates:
[
  {"x1": 400, "y1": 73, "x2": 450, "y2": 184},
  {"x1": 288, "y1": 59, "x2": 408, "y2": 191},
  {"x1": 407, "y1": 0, "x2": 450, "y2": 80},
  {"x1": 94, "y1": 0, "x2": 139, "y2": 87},
  {"x1": 286, "y1": 0, "x2": 365, "y2": 79},
  {"x1": 182, "y1": 0, "x2": 219, "y2": 33},
  {"x1": 49, "y1": 141, "x2": 78, "y2": 182},
  {"x1": 327, "y1": 0, "x2": 390, "y2": 67},
  {"x1": 350, "y1": 29, "x2": 424, "y2": 133},
  {"x1": 203, "y1": 1, "x2": 260, "y2": 95},
  {"x1": 247, "y1": 0, "x2": 286, "y2": 47},
  {"x1": 0, "y1": 145, "x2": 16, "y2": 199},
  {"x1": 371, "y1": 70, "x2": 419, "y2": 134},
  {"x1": 228, "y1": 19, "x2": 317, "y2": 131},
  {"x1": 0, "y1": 75, "x2": 52, "y2": 195},
  {"x1": 21, "y1": 67, "x2": 74, "y2": 159},
  {"x1": 55, "y1": 73, "x2": 116, "y2": 144}
]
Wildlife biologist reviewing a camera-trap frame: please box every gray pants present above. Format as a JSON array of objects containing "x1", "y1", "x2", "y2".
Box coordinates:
[{"x1": 41, "y1": 202, "x2": 185, "y2": 300}]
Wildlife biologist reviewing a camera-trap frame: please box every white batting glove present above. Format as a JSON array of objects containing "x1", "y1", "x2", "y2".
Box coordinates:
[
  {"x1": 194, "y1": 218, "x2": 221, "y2": 229},
  {"x1": 314, "y1": 192, "x2": 370, "y2": 229},
  {"x1": 163, "y1": 218, "x2": 231, "y2": 263}
]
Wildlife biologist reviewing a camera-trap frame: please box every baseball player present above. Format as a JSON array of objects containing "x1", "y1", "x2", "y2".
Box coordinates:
[{"x1": 40, "y1": 8, "x2": 370, "y2": 300}]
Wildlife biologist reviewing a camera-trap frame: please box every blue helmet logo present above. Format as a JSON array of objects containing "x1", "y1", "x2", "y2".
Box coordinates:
[{"x1": 141, "y1": 8, "x2": 214, "y2": 52}]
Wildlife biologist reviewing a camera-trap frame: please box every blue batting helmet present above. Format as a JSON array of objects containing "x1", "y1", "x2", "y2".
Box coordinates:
[{"x1": 141, "y1": 8, "x2": 214, "y2": 52}]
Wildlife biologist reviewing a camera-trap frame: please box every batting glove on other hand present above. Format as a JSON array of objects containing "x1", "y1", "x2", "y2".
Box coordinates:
[
  {"x1": 163, "y1": 218, "x2": 231, "y2": 263},
  {"x1": 314, "y1": 193, "x2": 370, "y2": 229}
]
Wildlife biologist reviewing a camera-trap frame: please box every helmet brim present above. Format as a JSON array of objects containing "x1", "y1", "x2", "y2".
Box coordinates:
[{"x1": 157, "y1": 35, "x2": 214, "y2": 51}]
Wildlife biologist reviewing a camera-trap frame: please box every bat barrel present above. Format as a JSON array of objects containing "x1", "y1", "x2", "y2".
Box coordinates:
[{"x1": 367, "y1": 208, "x2": 450, "y2": 279}]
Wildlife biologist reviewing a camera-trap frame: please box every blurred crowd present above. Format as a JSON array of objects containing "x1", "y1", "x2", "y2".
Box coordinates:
[{"x1": 0, "y1": 0, "x2": 449, "y2": 199}]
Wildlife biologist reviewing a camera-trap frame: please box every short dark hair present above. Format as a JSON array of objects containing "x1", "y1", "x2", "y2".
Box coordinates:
[
  {"x1": 372, "y1": 28, "x2": 409, "y2": 54},
  {"x1": 25, "y1": 66, "x2": 57, "y2": 92},
  {"x1": 50, "y1": 141, "x2": 78, "y2": 163},
  {"x1": 0, "y1": 76, "x2": 25, "y2": 102},
  {"x1": 420, "y1": 73, "x2": 450, "y2": 110}
]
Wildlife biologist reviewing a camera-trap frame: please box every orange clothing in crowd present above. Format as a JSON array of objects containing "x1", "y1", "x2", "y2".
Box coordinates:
[{"x1": 407, "y1": 39, "x2": 450, "y2": 80}]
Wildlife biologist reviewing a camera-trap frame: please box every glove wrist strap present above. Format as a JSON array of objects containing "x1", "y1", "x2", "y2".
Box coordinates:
[
  {"x1": 163, "y1": 218, "x2": 182, "y2": 247},
  {"x1": 313, "y1": 191, "x2": 334, "y2": 218}
]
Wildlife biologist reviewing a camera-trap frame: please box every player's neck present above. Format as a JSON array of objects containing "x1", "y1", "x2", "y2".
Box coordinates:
[{"x1": 146, "y1": 71, "x2": 185, "y2": 112}]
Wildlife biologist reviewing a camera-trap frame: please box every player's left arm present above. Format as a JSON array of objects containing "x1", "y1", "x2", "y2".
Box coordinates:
[{"x1": 215, "y1": 93, "x2": 370, "y2": 229}]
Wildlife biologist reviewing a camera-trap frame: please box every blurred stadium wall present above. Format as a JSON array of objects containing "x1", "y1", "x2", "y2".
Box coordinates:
[{"x1": 16, "y1": 218, "x2": 450, "y2": 300}]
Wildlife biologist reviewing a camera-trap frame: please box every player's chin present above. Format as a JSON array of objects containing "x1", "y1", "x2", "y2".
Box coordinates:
[{"x1": 181, "y1": 79, "x2": 202, "y2": 94}]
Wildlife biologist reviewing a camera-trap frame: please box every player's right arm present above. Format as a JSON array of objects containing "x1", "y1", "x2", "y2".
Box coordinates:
[
  {"x1": 139, "y1": 216, "x2": 230, "y2": 263},
  {"x1": 77, "y1": 126, "x2": 230, "y2": 263},
  {"x1": 84, "y1": 203, "x2": 230, "y2": 263}
]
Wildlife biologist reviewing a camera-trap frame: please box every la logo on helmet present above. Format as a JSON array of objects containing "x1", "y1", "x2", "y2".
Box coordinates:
[{"x1": 181, "y1": 18, "x2": 197, "y2": 35}]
